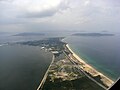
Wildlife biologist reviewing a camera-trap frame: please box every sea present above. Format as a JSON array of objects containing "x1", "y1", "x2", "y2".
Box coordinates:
[
  {"x1": 0, "y1": 31, "x2": 120, "y2": 90},
  {"x1": 63, "y1": 32, "x2": 120, "y2": 81},
  {"x1": 0, "y1": 33, "x2": 53, "y2": 90}
]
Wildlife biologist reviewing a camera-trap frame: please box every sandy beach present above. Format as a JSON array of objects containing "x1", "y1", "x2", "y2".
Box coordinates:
[{"x1": 66, "y1": 44, "x2": 114, "y2": 87}]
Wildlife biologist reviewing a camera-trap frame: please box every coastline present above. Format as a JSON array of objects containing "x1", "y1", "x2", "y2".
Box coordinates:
[
  {"x1": 66, "y1": 44, "x2": 114, "y2": 87},
  {"x1": 37, "y1": 55, "x2": 55, "y2": 90}
]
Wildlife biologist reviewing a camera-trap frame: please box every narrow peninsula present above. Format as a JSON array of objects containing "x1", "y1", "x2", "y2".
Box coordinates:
[{"x1": 17, "y1": 37, "x2": 114, "y2": 90}]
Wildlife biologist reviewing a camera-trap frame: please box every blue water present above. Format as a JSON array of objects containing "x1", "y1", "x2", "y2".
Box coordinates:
[{"x1": 64, "y1": 33, "x2": 120, "y2": 81}]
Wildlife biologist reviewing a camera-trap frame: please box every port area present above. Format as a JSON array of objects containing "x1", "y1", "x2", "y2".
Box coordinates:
[{"x1": 17, "y1": 37, "x2": 110, "y2": 90}]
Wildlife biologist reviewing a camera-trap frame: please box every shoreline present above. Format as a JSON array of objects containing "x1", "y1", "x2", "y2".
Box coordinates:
[
  {"x1": 37, "y1": 55, "x2": 55, "y2": 90},
  {"x1": 66, "y1": 44, "x2": 114, "y2": 87}
]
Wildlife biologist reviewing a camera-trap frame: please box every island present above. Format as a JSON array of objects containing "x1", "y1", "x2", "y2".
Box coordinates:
[
  {"x1": 17, "y1": 37, "x2": 114, "y2": 90},
  {"x1": 13, "y1": 32, "x2": 45, "y2": 36},
  {"x1": 72, "y1": 33, "x2": 114, "y2": 37}
]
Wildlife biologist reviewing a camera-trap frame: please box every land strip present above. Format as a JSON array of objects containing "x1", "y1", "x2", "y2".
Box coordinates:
[{"x1": 17, "y1": 37, "x2": 114, "y2": 90}]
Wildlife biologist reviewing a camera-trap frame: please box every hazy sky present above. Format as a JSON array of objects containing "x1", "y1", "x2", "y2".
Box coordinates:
[{"x1": 0, "y1": 0, "x2": 120, "y2": 32}]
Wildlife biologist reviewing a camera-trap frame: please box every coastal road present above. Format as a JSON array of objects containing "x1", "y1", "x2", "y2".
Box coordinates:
[
  {"x1": 37, "y1": 55, "x2": 55, "y2": 90},
  {"x1": 63, "y1": 51, "x2": 107, "y2": 90}
]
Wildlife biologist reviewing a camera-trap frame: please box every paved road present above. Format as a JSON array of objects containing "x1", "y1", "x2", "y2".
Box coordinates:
[
  {"x1": 63, "y1": 51, "x2": 107, "y2": 90},
  {"x1": 37, "y1": 50, "x2": 107, "y2": 90},
  {"x1": 37, "y1": 55, "x2": 55, "y2": 90}
]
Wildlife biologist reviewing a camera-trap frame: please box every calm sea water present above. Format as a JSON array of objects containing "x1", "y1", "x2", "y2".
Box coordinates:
[
  {"x1": 0, "y1": 32, "x2": 68, "y2": 90},
  {"x1": 0, "y1": 44, "x2": 52, "y2": 90},
  {"x1": 64, "y1": 33, "x2": 120, "y2": 81},
  {"x1": 0, "y1": 31, "x2": 120, "y2": 90}
]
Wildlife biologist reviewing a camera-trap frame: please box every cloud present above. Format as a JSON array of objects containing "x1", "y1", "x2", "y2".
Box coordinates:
[
  {"x1": 0, "y1": 17, "x2": 26, "y2": 25},
  {"x1": 0, "y1": 0, "x2": 120, "y2": 32},
  {"x1": 0, "y1": 0, "x2": 70, "y2": 26},
  {"x1": 84, "y1": 0, "x2": 90, "y2": 6},
  {"x1": 0, "y1": 0, "x2": 13, "y2": 2},
  {"x1": 19, "y1": 8, "x2": 58, "y2": 18},
  {"x1": 18, "y1": 0, "x2": 69, "y2": 18}
]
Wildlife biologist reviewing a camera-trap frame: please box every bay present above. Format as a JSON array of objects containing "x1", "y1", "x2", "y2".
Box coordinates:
[{"x1": 0, "y1": 44, "x2": 52, "y2": 90}]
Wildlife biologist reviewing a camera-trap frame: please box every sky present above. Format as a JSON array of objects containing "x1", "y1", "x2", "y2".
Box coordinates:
[{"x1": 0, "y1": 0, "x2": 120, "y2": 33}]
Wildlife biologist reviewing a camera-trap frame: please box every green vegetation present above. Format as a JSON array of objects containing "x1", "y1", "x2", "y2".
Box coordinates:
[
  {"x1": 43, "y1": 76, "x2": 105, "y2": 90},
  {"x1": 17, "y1": 37, "x2": 65, "y2": 51}
]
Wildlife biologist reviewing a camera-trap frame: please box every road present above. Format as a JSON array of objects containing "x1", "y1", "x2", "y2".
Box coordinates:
[
  {"x1": 63, "y1": 51, "x2": 107, "y2": 90},
  {"x1": 37, "y1": 55, "x2": 55, "y2": 90}
]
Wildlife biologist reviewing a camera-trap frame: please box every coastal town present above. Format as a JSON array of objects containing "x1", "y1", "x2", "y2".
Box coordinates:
[{"x1": 18, "y1": 37, "x2": 114, "y2": 90}]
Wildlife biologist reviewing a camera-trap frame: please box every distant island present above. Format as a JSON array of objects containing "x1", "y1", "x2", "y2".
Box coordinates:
[
  {"x1": 13, "y1": 33, "x2": 45, "y2": 36},
  {"x1": 72, "y1": 33, "x2": 114, "y2": 37}
]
